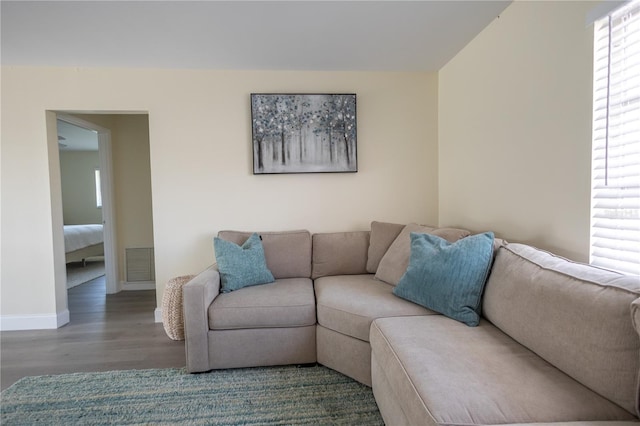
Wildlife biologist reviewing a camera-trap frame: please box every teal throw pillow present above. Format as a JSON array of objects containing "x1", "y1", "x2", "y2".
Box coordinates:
[
  {"x1": 214, "y1": 233, "x2": 275, "y2": 293},
  {"x1": 393, "y1": 232, "x2": 494, "y2": 327}
]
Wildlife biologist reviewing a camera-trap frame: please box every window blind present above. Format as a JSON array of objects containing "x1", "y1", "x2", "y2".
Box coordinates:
[{"x1": 591, "y1": 0, "x2": 640, "y2": 275}]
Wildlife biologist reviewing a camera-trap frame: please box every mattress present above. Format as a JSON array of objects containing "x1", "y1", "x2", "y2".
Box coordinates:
[{"x1": 63, "y1": 224, "x2": 104, "y2": 253}]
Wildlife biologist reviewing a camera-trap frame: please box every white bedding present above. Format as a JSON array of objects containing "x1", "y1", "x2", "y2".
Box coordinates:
[{"x1": 63, "y1": 224, "x2": 104, "y2": 253}]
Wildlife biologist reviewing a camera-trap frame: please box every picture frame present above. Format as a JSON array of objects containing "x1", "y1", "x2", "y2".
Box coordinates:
[{"x1": 251, "y1": 93, "x2": 357, "y2": 174}]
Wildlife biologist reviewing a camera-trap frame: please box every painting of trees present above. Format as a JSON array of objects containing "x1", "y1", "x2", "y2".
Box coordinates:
[{"x1": 251, "y1": 94, "x2": 357, "y2": 174}]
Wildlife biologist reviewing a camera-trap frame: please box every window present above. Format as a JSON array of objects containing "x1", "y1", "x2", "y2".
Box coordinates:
[
  {"x1": 95, "y1": 168, "x2": 102, "y2": 208},
  {"x1": 591, "y1": 0, "x2": 640, "y2": 275}
]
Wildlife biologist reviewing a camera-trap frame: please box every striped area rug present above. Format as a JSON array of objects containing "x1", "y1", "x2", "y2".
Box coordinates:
[{"x1": 1, "y1": 365, "x2": 383, "y2": 425}]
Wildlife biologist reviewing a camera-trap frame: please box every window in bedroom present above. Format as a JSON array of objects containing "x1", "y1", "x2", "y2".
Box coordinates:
[
  {"x1": 590, "y1": 0, "x2": 640, "y2": 275},
  {"x1": 95, "y1": 168, "x2": 102, "y2": 208}
]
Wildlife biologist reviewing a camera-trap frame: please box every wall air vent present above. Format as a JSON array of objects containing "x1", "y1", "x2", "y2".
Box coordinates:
[{"x1": 125, "y1": 248, "x2": 155, "y2": 282}]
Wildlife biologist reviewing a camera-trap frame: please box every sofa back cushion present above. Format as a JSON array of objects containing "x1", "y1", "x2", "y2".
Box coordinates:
[
  {"x1": 312, "y1": 231, "x2": 370, "y2": 279},
  {"x1": 217, "y1": 230, "x2": 312, "y2": 279},
  {"x1": 483, "y1": 243, "x2": 640, "y2": 416},
  {"x1": 366, "y1": 221, "x2": 405, "y2": 273},
  {"x1": 375, "y1": 223, "x2": 471, "y2": 286}
]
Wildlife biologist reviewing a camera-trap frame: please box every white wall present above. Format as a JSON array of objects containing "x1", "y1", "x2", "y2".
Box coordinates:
[
  {"x1": 72, "y1": 114, "x2": 155, "y2": 285},
  {"x1": 112, "y1": 115, "x2": 155, "y2": 285},
  {"x1": 0, "y1": 68, "x2": 438, "y2": 325},
  {"x1": 438, "y1": 0, "x2": 595, "y2": 261},
  {"x1": 59, "y1": 150, "x2": 102, "y2": 225}
]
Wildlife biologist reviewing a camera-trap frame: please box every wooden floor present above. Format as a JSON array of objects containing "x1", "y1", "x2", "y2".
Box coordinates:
[{"x1": 0, "y1": 277, "x2": 186, "y2": 391}]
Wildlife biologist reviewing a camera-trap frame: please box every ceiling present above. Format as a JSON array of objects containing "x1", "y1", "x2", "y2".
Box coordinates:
[
  {"x1": 1, "y1": 1, "x2": 511, "y2": 72},
  {"x1": 57, "y1": 120, "x2": 98, "y2": 151}
]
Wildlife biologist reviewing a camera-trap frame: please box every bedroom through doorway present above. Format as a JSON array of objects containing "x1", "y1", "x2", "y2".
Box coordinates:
[
  {"x1": 58, "y1": 119, "x2": 107, "y2": 293},
  {"x1": 54, "y1": 112, "x2": 156, "y2": 325},
  {"x1": 56, "y1": 116, "x2": 106, "y2": 294}
]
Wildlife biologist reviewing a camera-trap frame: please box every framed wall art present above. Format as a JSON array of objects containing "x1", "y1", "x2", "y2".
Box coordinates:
[{"x1": 251, "y1": 93, "x2": 357, "y2": 174}]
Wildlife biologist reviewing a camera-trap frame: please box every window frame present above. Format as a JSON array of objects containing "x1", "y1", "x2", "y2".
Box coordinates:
[{"x1": 589, "y1": 0, "x2": 640, "y2": 275}]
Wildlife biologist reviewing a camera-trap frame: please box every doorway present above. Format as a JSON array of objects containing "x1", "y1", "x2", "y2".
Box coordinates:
[
  {"x1": 53, "y1": 112, "x2": 156, "y2": 309},
  {"x1": 56, "y1": 114, "x2": 119, "y2": 295}
]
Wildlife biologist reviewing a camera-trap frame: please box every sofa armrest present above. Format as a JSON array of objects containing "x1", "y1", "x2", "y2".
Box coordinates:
[{"x1": 183, "y1": 264, "x2": 220, "y2": 372}]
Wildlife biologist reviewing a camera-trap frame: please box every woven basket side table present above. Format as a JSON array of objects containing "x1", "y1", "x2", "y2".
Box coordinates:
[{"x1": 162, "y1": 274, "x2": 196, "y2": 341}]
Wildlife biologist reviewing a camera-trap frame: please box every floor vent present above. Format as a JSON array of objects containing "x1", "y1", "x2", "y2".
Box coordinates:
[{"x1": 125, "y1": 248, "x2": 155, "y2": 282}]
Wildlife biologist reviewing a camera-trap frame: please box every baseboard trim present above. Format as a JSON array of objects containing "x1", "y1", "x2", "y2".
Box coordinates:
[
  {"x1": 154, "y1": 308, "x2": 162, "y2": 323},
  {"x1": 0, "y1": 309, "x2": 70, "y2": 331},
  {"x1": 121, "y1": 281, "x2": 156, "y2": 291}
]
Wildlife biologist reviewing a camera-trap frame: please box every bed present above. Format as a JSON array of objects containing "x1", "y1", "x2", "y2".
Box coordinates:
[{"x1": 64, "y1": 224, "x2": 104, "y2": 265}]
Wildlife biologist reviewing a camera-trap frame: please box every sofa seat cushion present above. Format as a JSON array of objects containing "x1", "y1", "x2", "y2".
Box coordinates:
[
  {"x1": 370, "y1": 316, "x2": 636, "y2": 426},
  {"x1": 208, "y1": 278, "x2": 316, "y2": 330},
  {"x1": 315, "y1": 274, "x2": 436, "y2": 342}
]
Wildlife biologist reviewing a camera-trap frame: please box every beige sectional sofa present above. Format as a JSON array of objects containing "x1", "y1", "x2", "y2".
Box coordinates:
[{"x1": 183, "y1": 223, "x2": 640, "y2": 425}]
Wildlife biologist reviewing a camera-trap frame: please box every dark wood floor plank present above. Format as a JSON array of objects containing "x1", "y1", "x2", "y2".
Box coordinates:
[{"x1": 1, "y1": 277, "x2": 185, "y2": 390}]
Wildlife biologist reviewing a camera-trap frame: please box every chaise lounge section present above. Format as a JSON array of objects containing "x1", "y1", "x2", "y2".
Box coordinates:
[
  {"x1": 183, "y1": 222, "x2": 640, "y2": 425},
  {"x1": 370, "y1": 242, "x2": 640, "y2": 424}
]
